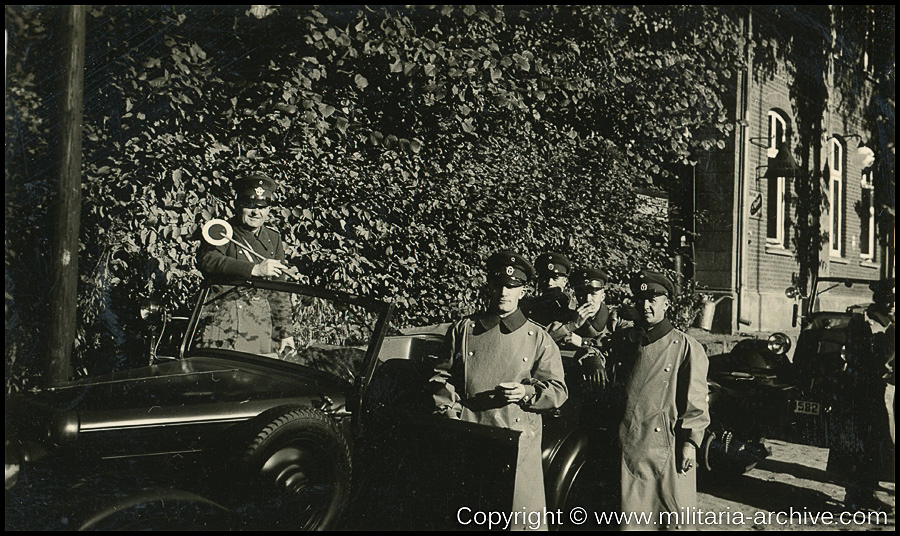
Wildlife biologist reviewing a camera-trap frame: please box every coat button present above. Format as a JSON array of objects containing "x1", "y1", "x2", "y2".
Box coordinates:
[
  {"x1": 528, "y1": 330, "x2": 534, "y2": 336},
  {"x1": 664, "y1": 367, "x2": 670, "y2": 372},
  {"x1": 522, "y1": 357, "x2": 527, "y2": 362},
  {"x1": 654, "y1": 427, "x2": 661, "y2": 432},
  {"x1": 468, "y1": 351, "x2": 474, "y2": 356},
  {"x1": 515, "y1": 418, "x2": 520, "y2": 423}
]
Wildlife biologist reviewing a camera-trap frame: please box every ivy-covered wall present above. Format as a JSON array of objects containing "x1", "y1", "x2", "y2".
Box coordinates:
[{"x1": 6, "y1": 5, "x2": 892, "y2": 389}]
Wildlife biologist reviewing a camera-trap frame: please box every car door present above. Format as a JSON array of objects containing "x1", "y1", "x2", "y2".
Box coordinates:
[{"x1": 351, "y1": 330, "x2": 520, "y2": 530}]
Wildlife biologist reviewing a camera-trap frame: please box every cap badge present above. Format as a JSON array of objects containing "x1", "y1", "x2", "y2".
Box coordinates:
[
  {"x1": 255, "y1": 187, "x2": 265, "y2": 197},
  {"x1": 640, "y1": 283, "x2": 648, "y2": 291},
  {"x1": 506, "y1": 266, "x2": 514, "y2": 276},
  {"x1": 510, "y1": 256, "x2": 516, "y2": 262},
  {"x1": 548, "y1": 263, "x2": 555, "y2": 271}
]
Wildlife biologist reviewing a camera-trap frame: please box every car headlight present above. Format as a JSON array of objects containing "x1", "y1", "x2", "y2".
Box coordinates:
[{"x1": 766, "y1": 332, "x2": 792, "y2": 355}]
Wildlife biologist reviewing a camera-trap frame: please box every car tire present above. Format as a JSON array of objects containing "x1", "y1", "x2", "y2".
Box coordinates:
[
  {"x1": 239, "y1": 407, "x2": 351, "y2": 530},
  {"x1": 700, "y1": 429, "x2": 767, "y2": 475}
]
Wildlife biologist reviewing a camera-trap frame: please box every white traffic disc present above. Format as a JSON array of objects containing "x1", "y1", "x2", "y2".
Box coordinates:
[{"x1": 201, "y1": 218, "x2": 233, "y2": 247}]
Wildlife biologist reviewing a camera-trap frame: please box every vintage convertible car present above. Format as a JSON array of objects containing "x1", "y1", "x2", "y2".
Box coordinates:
[
  {"x1": 6, "y1": 276, "x2": 763, "y2": 530},
  {"x1": 5, "y1": 278, "x2": 393, "y2": 530},
  {"x1": 4, "y1": 278, "x2": 605, "y2": 530},
  {"x1": 702, "y1": 275, "x2": 881, "y2": 453}
]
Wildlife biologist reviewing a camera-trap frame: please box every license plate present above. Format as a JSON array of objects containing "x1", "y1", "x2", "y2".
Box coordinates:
[{"x1": 794, "y1": 400, "x2": 821, "y2": 416}]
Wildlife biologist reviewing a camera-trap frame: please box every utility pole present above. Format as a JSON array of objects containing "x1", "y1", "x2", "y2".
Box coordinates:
[{"x1": 46, "y1": 5, "x2": 86, "y2": 386}]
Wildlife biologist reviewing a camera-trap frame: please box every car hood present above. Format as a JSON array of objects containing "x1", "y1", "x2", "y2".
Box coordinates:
[{"x1": 8, "y1": 355, "x2": 352, "y2": 449}]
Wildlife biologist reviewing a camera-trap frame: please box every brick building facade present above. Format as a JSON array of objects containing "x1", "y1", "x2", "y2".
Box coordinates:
[{"x1": 691, "y1": 7, "x2": 894, "y2": 334}]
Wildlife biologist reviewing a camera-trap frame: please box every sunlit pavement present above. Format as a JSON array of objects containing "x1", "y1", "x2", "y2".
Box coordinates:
[{"x1": 697, "y1": 439, "x2": 894, "y2": 531}]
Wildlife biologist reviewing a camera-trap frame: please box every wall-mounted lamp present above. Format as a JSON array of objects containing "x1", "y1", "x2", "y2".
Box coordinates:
[
  {"x1": 831, "y1": 134, "x2": 876, "y2": 169},
  {"x1": 749, "y1": 137, "x2": 800, "y2": 180},
  {"x1": 858, "y1": 146, "x2": 875, "y2": 168}
]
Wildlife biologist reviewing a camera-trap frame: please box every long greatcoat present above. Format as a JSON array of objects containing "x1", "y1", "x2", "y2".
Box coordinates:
[
  {"x1": 827, "y1": 306, "x2": 894, "y2": 488},
  {"x1": 613, "y1": 319, "x2": 709, "y2": 530},
  {"x1": 431, "y1": 309, "x2": 568, "y2": 530},
  {"x1": 196, "y1": 217, "x2": 292, "y2": 354}
]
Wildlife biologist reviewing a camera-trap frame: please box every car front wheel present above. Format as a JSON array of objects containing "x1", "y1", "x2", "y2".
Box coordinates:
[{"x1": 239, "y1": 407, "x2": 351, "y2": 530}]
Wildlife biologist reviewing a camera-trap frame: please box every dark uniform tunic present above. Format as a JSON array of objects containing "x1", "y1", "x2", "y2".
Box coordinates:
[
  {"x1": 521, "y1": 288, "x2": 577, "y2": 342},
  {"x1": 196, "y1": 216, "x2": 292, "y2": 354},
  {"x1": 827, "y1": 306, "x2": 895, "y2": 494},
  {"x1": 611, "y1": 319, "x2": 709, "y2": 529},
  {"x1": 431, "y1": 309, "x2": 568, "y2": 530}
]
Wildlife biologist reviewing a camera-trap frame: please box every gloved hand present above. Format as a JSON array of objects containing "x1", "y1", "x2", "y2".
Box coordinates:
[{"x1": 579, "y1": 350, "x2": 607, "y2": 390}]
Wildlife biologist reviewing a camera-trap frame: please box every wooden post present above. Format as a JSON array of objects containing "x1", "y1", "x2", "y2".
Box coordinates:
[{"x1": 46, "y1": 5, "x2": 86, "y2": 386}]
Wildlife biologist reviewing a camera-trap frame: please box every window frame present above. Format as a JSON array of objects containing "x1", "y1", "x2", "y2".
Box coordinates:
[
  {"x1": 765, "y1": 111, "x2": 790, "y2": 249},
  {"x1": 828, "y1": 138, "x2": 845, "y2": 258}
]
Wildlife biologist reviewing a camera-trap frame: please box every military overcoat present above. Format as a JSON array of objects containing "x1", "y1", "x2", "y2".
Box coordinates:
[
  {"x1": 431, "y1": 309, "x2": 568, "y2": 530},
  {"x1": 614, "y1": 320, "x2": 709, "y2": 529}
]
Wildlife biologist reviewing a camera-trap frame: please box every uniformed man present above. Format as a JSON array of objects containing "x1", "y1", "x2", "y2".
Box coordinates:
[
  {"x1": 609, "y1": 270, "x2": 709, "y2": 530},
  {"x1": 431, "y1": 250, "x2": 568, "y2": 530},
  {"x1": 555, "y1": 267, "x2": 620, "y2": 347},
  {"x1": 547, "y1": 267, "x2": 619, "y2": 390},
  {"x1": 196, "y1": 174, "x2": 295, "y2": 356},
  {"x1": 521, "y1": 251, "x2": 577, "y2": 341},
  {"x1": 828, "y1": 277, "x2": 894, "y2": 513}
]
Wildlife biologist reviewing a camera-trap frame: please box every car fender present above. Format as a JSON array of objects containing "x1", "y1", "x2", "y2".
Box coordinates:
[
  {"x1": 77, "y1": 487, "x2": 233, "y2": 530},
  {"x1": 542, "y1": 426, "x2": 590, "y2": 511}
]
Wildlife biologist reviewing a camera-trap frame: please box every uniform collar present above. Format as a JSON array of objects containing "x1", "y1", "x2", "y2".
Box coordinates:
[
  {"x1": 866, "y1": 307, "x2": 893, "y2": 328},
  {"x1": 476, "y1": 309, "x2": 528, "y2": 334},
  {"x1": 629, "y1": 318, "x2": 674, "y2": 346}
]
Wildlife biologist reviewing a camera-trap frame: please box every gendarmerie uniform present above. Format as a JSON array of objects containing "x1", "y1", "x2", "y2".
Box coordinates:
[
  {"x1": 548, "y1": 267, "x2": 618, "y2": 349},
  {"x1": 196, "y1": 175, "x2": 292, "y2": 355},
  {"x1": 431, "y1": 251, "x2": 568, "y2": 530},
  {"x1": 610, "y1": 271, "x2": 709, "y2": 530},
  {"x1": 521, "y1": 252, "x2": 576, "y2": 341}
]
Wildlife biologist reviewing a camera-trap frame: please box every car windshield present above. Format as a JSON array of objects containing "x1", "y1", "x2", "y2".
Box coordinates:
[
  {"x1": 812, "y1": 277, "x2": 877, "y2": 301},
  {"x1": 188, "y1": 282, "x2": 387, "y2": 383}
]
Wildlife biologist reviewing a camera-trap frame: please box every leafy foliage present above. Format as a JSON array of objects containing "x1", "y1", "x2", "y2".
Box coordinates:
[{"x1": 6, "y1": 5, "x2": 768, "y2": 386}]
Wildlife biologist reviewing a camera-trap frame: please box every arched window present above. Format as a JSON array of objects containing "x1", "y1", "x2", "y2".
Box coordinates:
[
  {"x1": 766, "y1": 111, "x2": 790, "y2": 248},
  {"x1": 829, "y1": 138, "x2": 845, "y2": 257}
]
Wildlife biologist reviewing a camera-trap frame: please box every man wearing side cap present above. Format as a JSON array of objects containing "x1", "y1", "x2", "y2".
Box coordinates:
[
  {"x1": 431, "y1": 250, "x2": 568, "y2": 530},
  {"x1": 521, "y1": 252, "x2": 577, "y2": 342},
  {"x1": 607, "y1": 270, "x2": 709, "y2": 530},
  {"x1": 196, "y1": 174, "x2": 295, "y2": 356}
]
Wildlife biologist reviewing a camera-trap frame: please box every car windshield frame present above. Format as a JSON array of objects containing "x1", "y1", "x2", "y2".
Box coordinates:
[
  {"x1": 807, "y1": 275, "x2": 879, "y2": 316},
  {"x1": 179, "y1": 277, "x2": 395, "y2": 390}
]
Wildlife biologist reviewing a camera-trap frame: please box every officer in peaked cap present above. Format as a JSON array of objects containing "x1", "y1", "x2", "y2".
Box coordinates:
[
  {"x1": 522, "y1": 252, "x2": 577, "y2": 339},
  {"x1": 197, "y1": 172, "x2": 295, "y2": 357},
  {"x1": 431, "y1": 248, "x2": 567, "y2": 529},
  {"x1": 551, "y1": 266, "x2": 618, "y2": 389},
  {"x1": 566, "y1": 267, "x2": 613, "y2": 342},
  {"x1": 609, "y1": 267, "x2": 709, "y2": 528}
]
